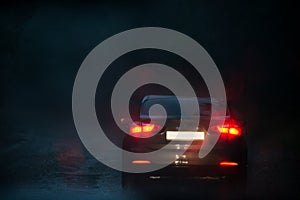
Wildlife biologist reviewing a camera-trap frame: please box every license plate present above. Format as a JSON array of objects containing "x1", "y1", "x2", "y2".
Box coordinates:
[{"x1": 166, "y1": 131, "x2": 205, "y2": 141}]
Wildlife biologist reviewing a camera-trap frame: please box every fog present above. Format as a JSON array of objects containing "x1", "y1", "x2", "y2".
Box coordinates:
[{"x1": 1, "y1": 1, "x2": 298, "y2": 199}]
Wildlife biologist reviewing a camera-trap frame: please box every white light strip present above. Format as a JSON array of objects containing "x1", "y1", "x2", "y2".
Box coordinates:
[{"x1": 166, "y1": 131, "x2": 205, "y2": 141}]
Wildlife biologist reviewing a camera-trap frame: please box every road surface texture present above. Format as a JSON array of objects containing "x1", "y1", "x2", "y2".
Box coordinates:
[
  {"x1": 1, "y1": 1, "x2": 299, "y2": 199},
  {"x1": 1, "y1": 120, "x2": 298, "y2": 199}
]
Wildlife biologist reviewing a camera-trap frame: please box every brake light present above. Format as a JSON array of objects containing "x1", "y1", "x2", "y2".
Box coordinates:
[
  {"x1": 130, "y1": 125, "x2": 142, "y2": 134},
  {"x1": 217, "y1": 127, "x2": 241, "y2": 136},
  {"x1": 219, "y1": 161, "x2": 238, "y2": 166},
  {"x1": 210, "y1": 119, "x2": 242, "y2": 139},
  {"x1": 130, "y1": 123, "x2": 161, "y2": 138},
  {"x1": 141, "y1": 124, "x2": 155, "y2": 132},
  {"x1": 132, "y1": 160, "x2": 151, "y2": 164}
]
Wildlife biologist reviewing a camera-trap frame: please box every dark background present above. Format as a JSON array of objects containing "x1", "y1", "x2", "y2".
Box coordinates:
[{"x1": 1, "y1": 0, "x2": 299, "y2": 199}]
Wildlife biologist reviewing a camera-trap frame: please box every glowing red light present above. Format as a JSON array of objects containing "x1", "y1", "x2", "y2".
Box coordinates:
[
  {"x1": 219, "y1": 161, "x2": 238, "y2": 166},
  {"x1": 211, "y1": 119, "x2": 242, "y2": 138},
  {"x1": 129, "y1": 123, "x2": 161, "y2": 138}
]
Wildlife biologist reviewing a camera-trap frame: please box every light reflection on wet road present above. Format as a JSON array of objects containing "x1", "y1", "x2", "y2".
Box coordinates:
[{"x1": 1, "y1": 129, "x2": 298, "y2": 199}]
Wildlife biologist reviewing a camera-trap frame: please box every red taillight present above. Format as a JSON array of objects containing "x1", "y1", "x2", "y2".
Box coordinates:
[
  {"x1": 130, "y1": 125, "x2": 142, "y2": 134},
  {"x1": 132, "y1": 160, "x2": 151, "y2": 164},
  {"x1": 130, "y1": 123, "x2": 161, "y2": 138},
  {"x1": 210, "y1": 119, "x2": 242, "y2": 139},
  {"x1": 219, "y1": 161, "x2": 238, "y2": 166}
]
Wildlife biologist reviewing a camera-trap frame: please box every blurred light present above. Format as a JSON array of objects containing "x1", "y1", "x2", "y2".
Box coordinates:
[
  {"x1": 229, "y1": 127, "x2": 241, "y2": 135},
  {"x1": 142, "y1": 124, "x2": 155, "y2": 132},
  {"x1": 129, "y1": 123, "x2": 161, "y2": 137},
  {"x1": 130, "y1": 125, "x2": 142, "y2": 134},
  {"x1": 219, "y1": 161, "x2": 238, "y2": 166},
  {"x1": 132, "y1": 160, "x2": 151, "y2": 164},
  {"x1": 211, "y1": 119, "x2": 242, "y2": 137}
]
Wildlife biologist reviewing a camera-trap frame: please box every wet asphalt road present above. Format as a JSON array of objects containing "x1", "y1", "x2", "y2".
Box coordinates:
[
  {"x1": 1, "y1": 123, "x2": 298, "y2": 200},
  {"x1": 1, "y1": 1, "x2": 299, "y2": 199}
]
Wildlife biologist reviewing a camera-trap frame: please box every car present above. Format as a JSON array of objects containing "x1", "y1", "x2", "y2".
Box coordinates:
[{"x1": 122, "y1": 95, "x2": 247, "y2": 198}]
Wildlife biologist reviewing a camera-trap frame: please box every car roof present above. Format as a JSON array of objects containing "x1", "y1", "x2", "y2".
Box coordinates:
[{"x1": 141, "y1": 95, "x2": 226, "y2": 104}]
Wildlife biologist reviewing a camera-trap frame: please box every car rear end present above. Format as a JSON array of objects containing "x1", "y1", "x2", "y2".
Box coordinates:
[{"x1": 122, "y1": 95, "x2": 247, "y2": 197}]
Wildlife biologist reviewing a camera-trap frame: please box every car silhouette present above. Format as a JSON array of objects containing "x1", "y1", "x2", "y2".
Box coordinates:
[{"x1": 122, "y1": 95, "x2": 247, "y2": 197}]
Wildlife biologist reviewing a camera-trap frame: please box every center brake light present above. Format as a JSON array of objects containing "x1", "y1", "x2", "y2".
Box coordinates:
[
  {"x1": 210, "y1": 118, "x2": 242, "y2": 139},
  {"x1": 130, "y1": 122, "x2": 162, "y2": 138}
]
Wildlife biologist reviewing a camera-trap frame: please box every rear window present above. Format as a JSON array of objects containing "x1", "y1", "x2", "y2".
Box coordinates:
[{"x1": 140, "y1": 96, "x2": 228, "y2": 119}]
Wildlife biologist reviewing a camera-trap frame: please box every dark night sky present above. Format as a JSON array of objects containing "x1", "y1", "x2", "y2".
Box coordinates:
[
  {"x1": 1, "y1": 0, "x2": 298, "y2": 136},
  {"x1": 1, "y1": 0, "x2": 299, "y2": 198}
]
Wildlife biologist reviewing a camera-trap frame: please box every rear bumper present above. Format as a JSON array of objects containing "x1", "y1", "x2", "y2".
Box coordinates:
[
  {"x1": 122, "y1": 166, "x2": 248, "y2": 199},
  {"x1": 123, "y1": 164, "x2": 247, "y2": 182},
  {"x1": 122, "y1": 165, "x2": 248, "y2": 199},
  {"x1": 122, "y1": 137, "x2": 248, "y2": 197},
  {"x1": 122, "y1": 136, "x2": 247, "y2": 168},
  {"x1": 122, "y1": 134, "x2": 247, "y2": 189}
]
